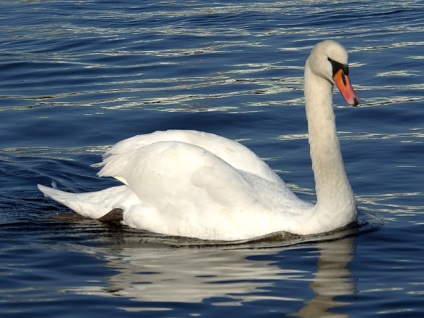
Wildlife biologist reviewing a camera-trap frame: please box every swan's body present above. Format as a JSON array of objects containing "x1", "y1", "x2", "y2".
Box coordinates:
[{"x1": 39, "y1": 40, "x2": 360, "y2": 241}]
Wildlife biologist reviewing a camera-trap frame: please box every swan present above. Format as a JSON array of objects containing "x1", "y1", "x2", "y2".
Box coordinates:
[{"x1": 38, "y1": 40, "x2": 360, "y2": 241}]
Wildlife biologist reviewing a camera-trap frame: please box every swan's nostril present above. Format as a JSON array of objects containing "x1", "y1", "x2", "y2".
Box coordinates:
[{"x1": 341, "y1": 73, "x2": 347, "y2": 86}]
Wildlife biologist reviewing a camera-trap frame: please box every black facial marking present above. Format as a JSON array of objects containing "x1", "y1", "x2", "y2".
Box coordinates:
[{"x1": 328, "y1": 57, "x2": 349, "y2": 77}]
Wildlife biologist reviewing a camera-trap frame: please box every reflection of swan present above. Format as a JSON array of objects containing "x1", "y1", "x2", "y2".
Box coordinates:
[
  {"x1": 293, "y1": 238, "x2": 355, "y2": 318},
  {"x1": 63, "y1": 238, "x2": 355, "y2": 315},
  {"x1": 38, "y1": 40, "x2": 360, "y2": 240}
]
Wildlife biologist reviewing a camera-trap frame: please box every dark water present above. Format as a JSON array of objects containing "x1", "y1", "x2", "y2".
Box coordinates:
[{"x1": 1, "y1": 0, "x2": 423, "y2": 317}]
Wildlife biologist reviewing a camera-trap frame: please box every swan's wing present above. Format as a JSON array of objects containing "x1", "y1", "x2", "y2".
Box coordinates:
[
  {"x1": 97, "y1": 141, "x2": 288, "y2": 239},
  {"x1": 97, "y1": 141, "x2": 257, "y2": 207},
  {"x1": 95, "y1": 130, "x2": 284, "y2": 185}
]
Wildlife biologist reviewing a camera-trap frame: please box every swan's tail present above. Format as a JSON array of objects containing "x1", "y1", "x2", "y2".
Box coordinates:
[{"x1": 37, "y1": 184, "x2": 132, "y2": 219}]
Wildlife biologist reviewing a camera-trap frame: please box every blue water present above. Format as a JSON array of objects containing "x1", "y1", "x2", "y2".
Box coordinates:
[{"x1": 1, "y1": 0, "x2": 423, "y2": 316}]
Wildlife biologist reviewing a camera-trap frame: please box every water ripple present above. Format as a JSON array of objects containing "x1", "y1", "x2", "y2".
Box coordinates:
[{"x1": 1, "y1": 1, "x2": 424, "y2": 317}]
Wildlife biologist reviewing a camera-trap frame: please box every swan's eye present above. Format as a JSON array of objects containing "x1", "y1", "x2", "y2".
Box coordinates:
[{"x1": 327, "y1": 57, "x2": 349, "y2": 77}]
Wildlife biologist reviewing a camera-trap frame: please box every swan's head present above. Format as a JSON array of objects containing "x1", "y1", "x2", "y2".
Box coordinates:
[{"x1": 307, "y1": 40, "x2": 359, "y2": 106}]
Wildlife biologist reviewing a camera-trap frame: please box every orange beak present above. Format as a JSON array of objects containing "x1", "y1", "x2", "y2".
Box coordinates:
[{"x1": 333, "y1": 69, "x2": 359, "y2": 106}]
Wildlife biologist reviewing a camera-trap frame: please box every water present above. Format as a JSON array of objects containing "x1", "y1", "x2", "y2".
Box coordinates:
[{"x1": 1, "y1": 0, "x2": 423, "y2": 316}]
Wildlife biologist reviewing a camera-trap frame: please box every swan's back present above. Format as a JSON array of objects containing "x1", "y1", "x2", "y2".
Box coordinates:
[
  {"x1": 96, "y1": 138, "x2": 311, "y2": 240},
  {"x1": 96, "y1": 130, "x2": 283, "y2": 185}
]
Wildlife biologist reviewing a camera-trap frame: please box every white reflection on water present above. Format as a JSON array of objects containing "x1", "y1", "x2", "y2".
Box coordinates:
[
  {"x1": 276, "y1": 129, "x2": 424, "y2": 143},
  {"x1": 65, "y1": 238, "x2": 355, "y2": 316}
]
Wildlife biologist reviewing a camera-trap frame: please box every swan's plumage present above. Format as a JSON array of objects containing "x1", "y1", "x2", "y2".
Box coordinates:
[{"x1": 39, "y1": 40, "x2": 359, "y2": 241}]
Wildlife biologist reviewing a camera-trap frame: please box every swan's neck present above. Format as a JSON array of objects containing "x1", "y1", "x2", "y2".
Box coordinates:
[{"x1": 304, "y1": 62, "x2": 356, "y2": 230}]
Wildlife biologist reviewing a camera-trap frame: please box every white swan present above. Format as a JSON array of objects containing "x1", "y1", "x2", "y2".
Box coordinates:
[{"x1": 38, "y1": 40, "x2": 360, "y2": 241}]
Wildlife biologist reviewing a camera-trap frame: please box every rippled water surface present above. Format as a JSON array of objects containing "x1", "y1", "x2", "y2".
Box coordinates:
[{"x1": 1, "y1": 1, "x2": 423, "y2": 317}]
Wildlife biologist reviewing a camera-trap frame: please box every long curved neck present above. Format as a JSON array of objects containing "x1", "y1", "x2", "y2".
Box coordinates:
[{"x1": 304, "y1": 61, "x2": 356, "y2": 229}]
